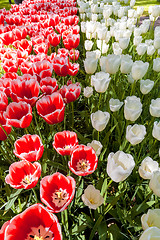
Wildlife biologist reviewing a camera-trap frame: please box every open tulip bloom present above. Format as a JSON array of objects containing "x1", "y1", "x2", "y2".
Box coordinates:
[{"x1": 40, "y1": 172, "x2": 76, "y2": 213}]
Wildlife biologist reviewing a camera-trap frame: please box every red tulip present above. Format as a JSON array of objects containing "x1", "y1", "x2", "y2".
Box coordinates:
[
  {"x1": 13, "y1": 26, "x2": 27, "y2": 40},
  {"x1": 10, "y1": 78, "x2": 40, "y2": 107},
  {"x1": 5, "y1": 160, "x2": 41, "y2": 189},
  {"x1": 0, "y1": 31, "x2": 15, "y2": 45},
  {"x1": 59, "y1": 82, "x2": 81, "y2": 104},
  {"x1": 16, "y1": 49, "x2": 28, "y2": 66},
  {"x1": 68, "y1": 145, "x2": 98, "y2": 176},
  {"x1": 19, "y1": 61, "x2": 33, "y2": 75},
  {"x1": 69, "y1": 49, "x2": 79, "y2": 61},
  {"x1": 57, "y1": 48, "x2": 69, "y2": 58},
  {"x1": 68, "y1": 62, "x2": 79, "y2": 76},
  {"x1": 13, "y1": 39, "x2": 32, "y2": 55},
  {"x1": 53, "y1": 130, "x2": 78, "y2": 156},
  {"x1": 33, "y1": 42, "x2": 49, "y2": 55},
  {"x1": 0, "y1": 111, "x2": 12, "y2": 141},
  {"x1": 36, "y1": 92, "x2": 65, "y2": 125},
  {"x1": 13, "y1": 134, "x2": 44, "y2": 162},
  {"x1": 53, "y1": 56, "x2": 69, "y2": 77},
  {"x1": 3, "y1": 204, "x2": 62, "y2": 240},
  {"x1": 40, "y1": 77, "x2": 58, "y2": 95},
  {"x1": 2, "y1": 59, "x2": 18, "y2": 73},
  {"x1": 0, "y1": 91, "x2": 8, "y2": 111},
  {"x1": 63, "y1": 34, "x2": 80, "y2": 50},
  {"x1": 32, "y1": 60, "x2": 53, "y2": 80},
  {"x1": 0, "y1": 221, "x2": 10, "y2": 240},
  {"x1": 48, "y1": 32, "x2": 61, "y2": 47},
  {"x1": 40, "y1": 172, "x2": 76, "y2": 213},
  {"x1": 4, "y1": 101, "x2": 32, "y2": 128}
]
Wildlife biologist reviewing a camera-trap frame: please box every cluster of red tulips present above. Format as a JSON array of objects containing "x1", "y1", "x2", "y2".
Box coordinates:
[{"x1": 0, "y1": 0, "x2": 90, "y2": 239}]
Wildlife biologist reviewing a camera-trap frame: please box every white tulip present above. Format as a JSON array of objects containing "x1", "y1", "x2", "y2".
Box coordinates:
[
  {"x1": 87, "y1": 140, "x2": 103, "y2": 156},
  {"x1": 147, "y1": 45, "x2": 155, "y2": 56},
  {"x1": 141, "y1": 209, "x2": 160, "y2": 230},
  {"x1": 128, "y1": 9, "x2": 135, "y2": 18},
  {"x1": 136, "y1": 43, "x2": 147, "y2": 56},
  {"x1": 134, "y1": 27, "x2": 142, "y2": 37},
  {"x1": 154, "y1": 38, "x2": 160, "y2": 49},
  {"x1": 112, "y1": 42, "x2": 122, "y2": 55},
  {"x1": 131, "y1": 61, "x2": 149, "y2": 81},
  {"x1": 84, "y1": 58, "x2": 98, "y2": 74},
  {"x1": 91, "y1": 71, "x2": 111, "y2": 93},
  {"x1": 133, "y1": 36, "x2": 142, "y2": 46},
  {"x1": 153, "y1": 58, "x2": 160, "y2": 72},
  {"x1": 149, "y1": 171, "x2": 160, "y2": 197},
  {"x1": 152, "y1": 121, "x2": 160, "y2": 141},
  {"x1": 139, "y1": 157, "x2": 159, "y2": 180},
  {"x1": 85, "y1": 40, "x2": 94, "y2": 51},
  {"x1": 91, "y1": 110, "x2": 110, "y2": 132},
  {"x1": 139, "y1": 227, "x2": 160, "y2": 240},
  {"x1": 82, "y1": 185, "x2": 104, "y2": 210},
  {"x1": 106, "y1": 151, "x2": 135, "y2": 182},
  {"x1": 109, "y1": 98, "x2": 123, "y2": 112},
  {"x1": 84, "y1": 87, "x2": 93, "y2": 98},
  {"x1": 140, "y1": 79, "x2": 154, "y2": 95},
  {"x1": 119, "y1": 37, "x2": 130, "y2": 50},
  {"x1": 120, "y1": 55, "x2": 133, "y2": 74},
  {"x1": 100, "y1": 54, "x2": 121, "y2": 74},
  {"x1": 137, "y1": 6, "x2": 144, "y2": 17},
  {"x1": 127, "y1": 74, "x2": 134, "y2": 84},
  {"x1": 126, "y1": 124, "x2": 146, "y2": 145},
  {"x1": 150, "y1": 98, "x2": 160, "y2": 117},
  {"x1": 124, "y1": 96, "x2": 142, "y2": 121},
  {"x1": 130, "y1": 0, "x2": 135, "y2": 7}
]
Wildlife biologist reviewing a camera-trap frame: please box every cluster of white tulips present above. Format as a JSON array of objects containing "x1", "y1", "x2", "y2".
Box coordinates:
[{"x1": 77, "y1": 0, "x2": 160, "y2": 238}]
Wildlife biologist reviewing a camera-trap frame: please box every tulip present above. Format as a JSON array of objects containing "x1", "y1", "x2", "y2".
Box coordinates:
[
  {"x1": 85, "y1": 40, "x2": 94, "y2": 51},
  {"x1": 109, "y1": 98, "x2": 123, "y2": 112},
  {"x1": 136, "y1": 43, "x2": 147, "y2": 56},
  {"x1": 150, "y1": 98, "x2": 160, "y2": 117},
  {"x1": 91, "y1": 71, "x2": 111, "y2": 93},
  {"x1": 84, "y1": 57, "x2": 98, "y2": 74},
  {"x1": 141, "y1": 209, "x2": 160, "y2": 230},
  {"x1": 153, "y1": 58, "x2": 160, "y2": 72},
  {"x1": 40, "y1": 172, "x2": 76, "y2": 213},
  {"x1": 40, "y1": 77, "x2": 58, "y2": 95},
  {"x1": 87, "y1": 140, "x2": 103, "y2": 156},
  {"x1": 149, "y1": 171, "x2": 160, "y2": 197},
  {"x1": 53, "y1": 131, "x2": 78, "y2": 156},
  {"x1": 0, "y1": 112, "x2": 12, "y2": 141},
  {"x1": 139, "y1": 157, "x2": 159, "y2": 180},
  {"x1": 82, "y1": 185, "x2": 104, "y2": 210},
  {"x1": 13, "y1": 134, "x2": 44, "y2": 162},
  {"x1": 106, "y1": 151, "x2": 135, "y2": 182},
  {"x1": 68, "y1": 145, "x2": 98, "y2": 176},
  {"x1": 84, "y1": 86, "x2": 93, "y2": 98},
  {"x1": 3, "y1": 204, "x2": 62, "y2": 240},
  {"x1": 91, "y1": 110, "x2": 110, "y2": 132},
  {"x1": 152, "y1": 121, "x2": 160, "y2": 141},
  {"x1": 36, "y1": 93, "x2": 65, "y2": 125},
  {"x1": 139, "y1": 227, "x2": 160, "y2": 240},
  {"x1": 140, "y1": 79, "x2": 154, "y2": 95},
  {"x1": 126, "y1": 124, "x2": 146, "y2": 145},
  {"x1": 119, "y1": 37, "x2": 130, "y2": 50},
  {"x1": 5, "y1": 160, "x2": 41, "y2": 189},
  {"x1": 100, "y1": 54, "x2": 121, "y2": 74},
  {"x1": 131, "y1": 61, "x2": 149, "y2": 81},
  {"x1": 120, "y1": 54, "x2": 133, "y2": 74},
  {"x1": 124, "y1": 96, "x2": 142, "y2": 121},
  {"x1": 4, "y1": 101, "x2": 32, "y2": 128}
]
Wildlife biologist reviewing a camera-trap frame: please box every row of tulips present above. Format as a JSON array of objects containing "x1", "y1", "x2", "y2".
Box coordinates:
[
  {"x1": 0, "y1": 0, "x2": 87, "y2": 239},
  {"x1": 79, "y1": 0, "x2": 160, "y2": 239}
]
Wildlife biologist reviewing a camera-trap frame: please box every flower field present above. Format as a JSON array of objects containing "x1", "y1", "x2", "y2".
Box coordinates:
[{"x1": 0, "y1": 0, "x2": 160, "y2": 239}]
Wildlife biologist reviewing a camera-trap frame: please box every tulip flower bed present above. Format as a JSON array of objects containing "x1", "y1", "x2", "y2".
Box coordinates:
[{"x1": 1, "y1": 0, "x2": 160, "y2": 239}]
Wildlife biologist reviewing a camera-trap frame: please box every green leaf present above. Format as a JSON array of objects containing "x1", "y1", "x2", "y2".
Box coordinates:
[
  {"x1": 98, "y1": 221, "x2": 108, "y2": 240},
  {"x1": 5, "y1": 189, "x2": 23, "y2": 212}
]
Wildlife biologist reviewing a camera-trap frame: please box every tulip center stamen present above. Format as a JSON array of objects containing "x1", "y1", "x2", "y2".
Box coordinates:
[
  {"x1": 64, "y1": 145, "x2": 71, "y2": 149},
  {"x1": 89, "y1": 199, "x2": 95, "y2": 204},
  {"x1": 76, "y1": 159, "x2": 90, "y2": 172},
  {"x1": 21, "y1": 175, "x2": 32, "y2": 186},
  {"x1": 52, "y1": 188, "x2": 68, "y2": 207},
  {"x1": 28, "y1": 226, "x2": 53, "y2": 240}
]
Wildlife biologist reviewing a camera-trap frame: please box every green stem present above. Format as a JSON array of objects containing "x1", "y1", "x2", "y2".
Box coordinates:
[
  {"x1": 71, "y1": 102, "x2": 74, "y2": 129},
  {"x1": 33, "y1": 109, "x2": 43, "y2": 141},
  {"x1": 0, "y1": 123, "x2": 14, "y2": 147}
]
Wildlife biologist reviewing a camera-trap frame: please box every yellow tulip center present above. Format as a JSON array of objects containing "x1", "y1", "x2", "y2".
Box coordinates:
[{"x1": 76, "y1": 159, "x2": 90, "y2": 172}]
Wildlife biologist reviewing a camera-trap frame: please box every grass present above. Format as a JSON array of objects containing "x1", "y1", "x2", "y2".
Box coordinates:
[
  {"x1": 134, "y1": 0, "x2": 160, "y2": 14},
  {"x1": 0, "y1": 0, "x2": 11, "y2": 10}
]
